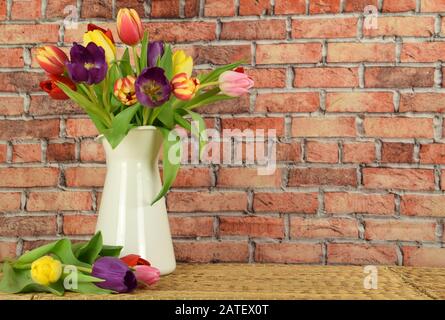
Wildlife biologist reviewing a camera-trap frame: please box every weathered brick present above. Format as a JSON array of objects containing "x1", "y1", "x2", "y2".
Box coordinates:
[
  {"x1": 292, "y1": 18, "x2": 358, "y2": 38},
  {"x1": 217, "y1": 168, "x2": 282, "y2": 188},
  {"x1": 256, "y1": 43, "x2": 322, "y2": 64},
  {"x1": 11, "y1": 0, "x2": 41, "y2": 20},
  {"x1": 364, "y1": 16, "x2": 435, "y2": 37},
  {"x1": 80, "y1": 140, "x2": 105, "y2": 163},
  {"x1": 144, "y1": 22, "x2": 216, "y2": 42},
  {"x1": 326, "y1": 92, "x2": 394, "y2": 113},
  {"x1": 253, "y1": 192, "x2": 318, "y2": 213},
  {"x1": 255, "y1": 243, "x2": 322, "y2": 263},
  {"x1": 63, "y1": 215, "x2": 97, "y2": 235},
  {"x1": 400, "y1": 93, "x2": 445, "y2": 113},
  {"x1": 64, "y1": 167, "x2": 106, "y2": 187},
  {"x1": 167, "y1": 191, "x2": 247, "y2": 212},
  {"x1": 28, "y1": 191, "x2": 92, "y2": 211},
  {"x1": 365, "y1": 67, "x2": 434, "y2": 88},
  {"x1": 0, "y1": 72, "x2": 44, "y2": 92},
  {"x1": 0, "y1": 96, "x2": 23, "y2": 116},
  {"x1": 292, "y1": 117, "x2": 356, "y2": 137},
  {"x1": 291, "y1": 217, "x2": 358, "y2": 239},
  {"x1": 363, "y1": 168, "x2": 435, "y2": 191},
  {"x1": 174, "y1": 241, "x2": 249, "y2": 262},
  {"x1": 47, "y1": 143, "x2": 76, "y2": 162},
  {"x1": 381, "y1": 142, "x2": 414, "y2": 163},
  {"x1": 328, "y1": 43, "x2": 395, "y2": 63},
  {"x1": 46, "y1": 0, "x2": 78, "y2": 18},
  {"x1": 0, "y1": 48, "x2": 24, "y2": 67},
  {"x1": 239, "y1": 0, "x2": 271, "y2": 15},
  {"x1": 221, "y1": 20, "x2": 286, "y2": 40},
  {"x1": 0, "y1": 242, "x2": 17, "y2": 261},
  {"x1": 0, "y1": 144, "x2": 6, "y2": 163},
  {"x1": 246, "y1": 68, "x2": 286, "y2": 88},
  {"x1": 220, "y1": 216, "x2": 284, "y2": 238},
  {"x1": 81, "y1": 0, "x2": 112, "y2": 18},
  {"x1": 65, "y1": 119, "x2": 99, "y2": 137},
  {"x1": 12, "y1": 143, "x2": 41, "y2": 163},
  {"x1": 183, "y1": 45, "x2": 251, "y2": 65},
  {"x1": 309, "y1": 0, "x2": 340, "y2": 13},
  {"x1": 275, "y1": 0, "x2": 306, "y2": 14},
  {"x1": 0, "y1": 25, "x2": 59, "y2": 44},
  {"x1": 0, "y1": 216, "x2": 57, "y2": 237},
  {"x1": 0, "y1": 193, "x2": 22, "y2": 212},
  {"x1": 420, "y1": 144, "x2": 445, "y2": 164},
  {"x1": 116, "y1": 0, "x2": 145, "y2": 17},
  {"x1": 172, "y1": 167, "x2": 212, "y2": 188},
  {"x1": 363, "y1": 117, "x2": 433, "y2": 138},
  {"x1": 151, "y1": 0, "x2": 179, "y2": 17},
  {"x1": 344, "y1": 0, "x2": 378, "y2": 12},
  {"x1": 325, "y1": 192, "x2": 394, "y2": 215},
  {"x1": 421, "y1": 0, "x2": 445, "y2": 12},
  {"x1": 327, "y1": 243, "x2": 398, "y2": 265},
  {"x1": 288, "y1": 168, "x2": 357, "y2": 187},
  {"x1": 342, "y1": 142, "x2": 376, "y2": 163},
  {"x1": 365, "y1": 219, "x2": 436, "y2": 241},
  {"x1": 401, "y1": 42, "x2": 445, "y2": 62},
  {"x1": 255, "y1": 92, "x2": 319, "y2": 113},
  {"x1": 294, "y1": 67, "x2": 359, "y2": 88},
  {"x1": 0, "y1": 168, "x2": 59, "y2": 187},
  {"x1": 383, "y1": 0, "x2": 416, "y2": 12},
  {"x1": 184, "y1": 0, "x2": 199, "y2": 17},
  {"x1": 169, "y1": 217, "x2": 214, "y2": 237},
  {"x1": 306, "y1": 141, "x2": 339, "y2": 163},
  {"x1": 403, "y1": 247, "x2": 445, "y2": 267},
  {"x1": 204, "y1": 0, "x2": 235, "y2": 16},
  {"x1": 29, "y1": 96, "x2": 83, "y2": 116},
  {"x1": 401, "y1": 194, "x2": 445, "y2": 217},
  {"x1": 0, "y1": 120, "x2": 59, "y2": 140}
]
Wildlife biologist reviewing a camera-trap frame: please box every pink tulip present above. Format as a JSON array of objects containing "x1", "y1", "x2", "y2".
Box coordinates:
[
  {"x1": 134, "y1": 265, "x2": 160, "y2": 286},
  {"x1": 218, "y1": 68, "x2": 254, "y2": 97},
  {"x1": 117, "y1": 8, "x2": 144, "y2": 46}
]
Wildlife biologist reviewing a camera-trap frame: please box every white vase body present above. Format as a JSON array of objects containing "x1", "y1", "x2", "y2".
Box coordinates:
[{"x1": 95, "y1": 126, "x2": 176, "y2": 275}]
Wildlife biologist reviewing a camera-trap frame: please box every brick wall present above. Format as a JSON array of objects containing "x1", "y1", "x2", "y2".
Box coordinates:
[{"x1": 2, "y1": 0, "x2": 445, "y2": 267}]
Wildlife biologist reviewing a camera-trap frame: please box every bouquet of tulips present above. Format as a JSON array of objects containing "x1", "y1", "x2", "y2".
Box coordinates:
[
  {"x1": 0, "y1": 232, "x2": 160, "y2": 295},
  {"x1": 36, "y1": 8, "x2": 253, "y2": 203}
]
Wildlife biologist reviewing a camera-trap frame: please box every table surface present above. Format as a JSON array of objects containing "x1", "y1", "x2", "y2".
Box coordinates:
[{"x1": 1, "y1": 264, "x2": 445, "y2": 300}]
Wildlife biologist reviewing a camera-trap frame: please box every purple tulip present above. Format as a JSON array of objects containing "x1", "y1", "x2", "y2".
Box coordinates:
[
  {"x1": 91, "y1": 257, "x2": 137, "y2": 293},
  {"x1": 66, "y1": 42, "x2": 107, "y2": 85},
  {"x1": 148, "y1": 41, "x2": 164, "y2": 68},
  {"x1": 135, "y1": 67, "x2": 171, "y2": 107}
]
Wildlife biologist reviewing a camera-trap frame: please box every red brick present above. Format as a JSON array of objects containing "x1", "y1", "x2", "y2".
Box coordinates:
[
  {"x1": 0, "y1": 242, "x2": 17, "y2": 261},
  {"x1": 403, "y1": 247, "x2": 445, "y2": 267},
  {"x1": 365, "y1": 219, "x2": 436, "y2": 241},
  {"x1": 440, "y1": 171, "x2": 445, "y2": 190},
  {"x1": 46, "y1": 143, "x2": 76, "y2": 162},
  {"x1": 256, "y1": 43, "x2": 322, "y2": 64},
  {"x1": 217, "y1": 168, "x2": 282, "y2": 188},
  {"x1": 169, "y1": 217, "x2": 214, "y2": 237},
  {"x1": 28, "y1": 191, "x2": 92, "y2": 212},
  {"x1": 0, "y1": 120, "x2": 59, "y2": 140},
  {"x1": 327, "y1": 243, "x2": 398, "y2": 265},
  {"x1": 383, "y1": 0, "x2": 416, "y2": 12},
  {"x1": 167, "y1": 191, "x2": 247, "y2": 212},
  {"x1": 253, "y1": 192, "x2": 318, "y2": 213},
  {"x1": 0, "y1": 48, "x2": 24, "y2": 68},
  {"x1": 183, "y1": 45, "x2": 251, "y2": 65},
  {"x1": 197, "y1": 95, "x2": 250, "y2": 114},
  {"x1": 294, "y1": 67, "x2": 359, "y2": 88},
  {"x1": 344, "y1": 0, "x2": 378, "y2": 12},
  {"x1": 309, "y1": 0, "x2": 340, "y2": 13},
  {"x1": 255, "y1": 243, "x2": 322, "y2": 263},
  {"x1": 363, "y1": 117, "x2": 433, "y2": 139},
  {"x1": 0, "y1": 1, "x2": 6, "y2": 20},
  {"x1": 255, "y1": 92, "x2": 319, "y2": 113},
  {"x1": 46, "y1": 0, "x2": 78, "y2": 18},
  {"x1": 275, "y1": 0, "x2": 306, "y2": 14},
  {"x1": 292, "y1": 117, "x2": 356, "y2": 137},
  {"x1": 220, "y1": 216, "x2": 284, "y2": 238},
  {"x1": 365, "y1": 67, "x2": 434, "y2": 88},
  {"x1": 337, "y1": 138, "x2": 363, "y2": 160},
  {"x1": 29, "y1": 96, "x2": 83, "y2": 116},
  {"x1": 64, "y1": 167, "x2": 106, "y2": 187},
  {"x1": 0, "y1": 167, "x2": 59, "y2": 187},
  {"x1": 288, "y1": 168, "x2": 357, "y2": 187},
  {"x1": 220, "y1": 20, "x2": 286, "y2": 40},
  {"x1": 246, "y1": 68, "x2": 286, "y2": 88},
  {"x1": 81, "y1": 0, "x2": 112, "y2": 18},
  {"x1": 204, "y1": 0, "x2": 235, "y2": 16},
  {"x1": 401, "y1": 42, "x2": 445, "y2": 63},
  {"x1": 80, "y1": 140, "x2": 105, "y2": 162},
  {"x1": 0, "y1": 72, "x2": 45, "y2": 92},
  {"x1": 276, "y1": 143, "x2": 301, "y2": 162},
  {"x1": 306, "y1": 141, "x2": 338, "y2": 163},
  {"x1": 0, "y1": 193, "x2": 22, "y2": 212},
  {"x1": 326, "y1": 92, "x2": 394, "y2": 113},
  {"x1": 174, "y1": 241, "x2": 249, "y2": 262},
  {"x1": 363, "y1": 168, "x2": 435, "y2": 191},
  {"x1": 184, "y1": 0, "x2": 199, "y2": 17},
  {"x1": 66, "y1": 119, "x2": 99, "y2": 137},
  {"x1": 327, "y1": 43, "x2": 395, "y2": 63},
  {"x1": 325, "y1": 192, "x2": 394, "y2": 215},
  {"x1": 0, "y1": 216, "x2": 57, "y2": 237},
  {"x1": 0, "y1": 96, "x2": 23, "y2": 116},
  {"x1": 12, "y1": 144, "x2": 41, "y2": 163},
  {"x1": 0, "y1": 144, "x2": 6, "y2": 163},
  {"x1": 221, "y1": 117, "x2": 284, "y2": 137},
  {"x1": 420, "y1": 144, "x2": 445, "y2": 164},
  {"x1": 421, "y1": 0, "x2": 445, "y2": 12},
  {"x1": 239, "y1": 0, "x2": 271, "y2": 15},
  {"x1": 401, "y1": 194, "x2": 445, "y2": 217},
  {"x1": 150, "y1": 0, "x2": 179, "y2": 17},
  {"x1": 381, "y1": 142, "x2": 414, "y2": 163},
  {"x1": 400, "y1": 93, "x2": 445, "y2": 113},
  {"x1": 144, "y1": 22, "x2": 216, "y2": 42},
  {"x1": 172, "y1": 167, "x2": 212, "y2": 188},
  {"x1": 291, "y1": 217, "x2": 358, "y2": 239},
  {"x1": 364, "y1": 17, "x2": 435, "y2": 37},
  {"x1": 11, "y1": 0, "x2": 42, "y2": 20},
  {"x1": 63, "y1": 215, "x2": 97, "y2": 235},
  {"x1": 0, "y1": 24, "x2": 59, "y2": 44},
  {"x1": 292, "y1": 18, "x2": 358, "y2": 38}
]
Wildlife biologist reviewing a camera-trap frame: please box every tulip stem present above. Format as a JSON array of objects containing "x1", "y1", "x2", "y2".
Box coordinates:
[
  {"x1": 132, "y1": 46, "x2": 141, "y2": 74},
  {"x1": 198, "y1": 81, "x2": 219, "y2": 90},
  {"x1": 143, "y1": 108, "x2": 151, "y2": 126},
  {"x1": 148, "y1": 107, "x2": 162, "y2": 125}
]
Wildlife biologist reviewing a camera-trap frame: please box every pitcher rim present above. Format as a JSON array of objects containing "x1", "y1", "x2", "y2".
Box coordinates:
[{"x1": 95, "y1": 125, "x2": 158, "y2": 141}]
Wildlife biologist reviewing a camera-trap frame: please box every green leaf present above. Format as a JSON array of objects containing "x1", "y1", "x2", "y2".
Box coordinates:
[
  {"x1": 75, "y1": 232, "x2": 103, "y2": 265},
  {"x1": 99, "y1": 245, "x2": 123, "y2": 258},
  {"x1": 199, "y1": 61, "x2": 243, "y2": 84},
  {"x1": 151, "y1": 128, "x2": 182, "y2": 205},
  {"x1": 182, "y1": 88, "x2": 220, "y2": 109},
  {"x1": 119, "y1": 48, "x2": 134, "y2": 76},
  {"x1": 71, "y1": 282, "x2": 114, "y2": 294},
  {"x1": 187, "y1": 94, "x2": 235, "y2": 111},
  {"x1": 174, "y1": 112, "x2": 192, "y2": 131},
  {"x1": 139, "y1": 31, "x2": 149, "y2": 71},
  {"x1": 73, "y1": 272, "x2": 104, "y2": 283},
  {"x1": 159, "y1": 44, "x2": 173, "y2": 80},
  {"x1": 157, "y1": 102, "x2": 175, "y2": 129},
  {"x1": 104, "y1": 104, "x2": 141, "y2": 148}
]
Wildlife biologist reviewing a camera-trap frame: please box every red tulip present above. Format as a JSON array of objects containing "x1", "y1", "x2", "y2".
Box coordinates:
[
  {"x1": 120, "y1": 254, "x2": 151, "y2": 267},
  {"x1": 117, "y1": 8, "x2": 144, "y2": 46},
  {"x1": 35, "y1": 46, "x2": 69, "y2": 76},
  {"x1": 87, "y1": 23, "x2": 115, "y2": 44},
  {"x1": 39, "y1": 75, "x2": 76, "y2": 100}
]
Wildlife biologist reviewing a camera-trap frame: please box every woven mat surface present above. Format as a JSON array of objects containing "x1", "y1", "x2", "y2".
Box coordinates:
[{"x1": 1, "y1": 264, "x2": 445, "y2": 300}]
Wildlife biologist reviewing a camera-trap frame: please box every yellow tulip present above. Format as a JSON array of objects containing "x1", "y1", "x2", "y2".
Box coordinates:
[
  {"x1": 31, "y1": 255, "x2": 62, "y2": 286},
  {"x1": 172, "y1": 50, "x2": 193, "y2": 78},
  {"x1": 84, "y1": 29, "x2": 116, "y2": 64}
]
